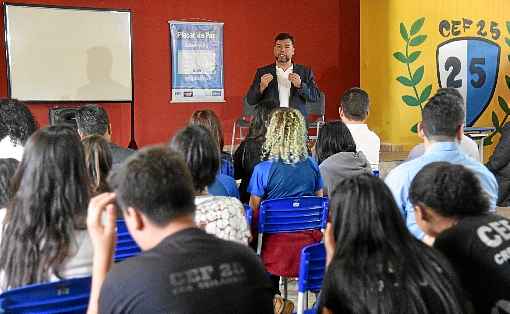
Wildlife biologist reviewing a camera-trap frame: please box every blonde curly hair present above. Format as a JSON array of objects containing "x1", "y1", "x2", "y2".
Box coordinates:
[{"x1": 262, "y1": 108, "x2": 308, "y2": 164}]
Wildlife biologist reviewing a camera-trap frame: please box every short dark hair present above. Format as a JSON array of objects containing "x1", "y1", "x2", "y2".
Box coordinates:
[
  {"x1": 421, "y1": 92, "x2": 464, "y2": 139},
  {"x1": 169, "y1": 125, "x2": 219, "y2": 193},
  {"x1": 316, "y1": 120, "x2": 356, "y2": 164},
  {"x1": 107, "y1": 146, "x2": 196, "y2": 226},
  {"x1": 340, "y1": 87, "x2": 369, "y2": 121},
  {"x1": 0, "y1": 98, "x2": 38, "y2": 145},
  {"x1": 75, "y1": 104, "x2": 109, "y2": 137},
  {"x1": 436, "y1": 87, "x2": 463, "y2": 104},
  {"x1": 409, "y1": 162, "x2": 489, "y2": 217},
  {"x1": 0, "y1": 158, "x2": 19, "y2": 208},
  {"x1": 274, "y1": 32, "x2": 294, "y2": 45}
]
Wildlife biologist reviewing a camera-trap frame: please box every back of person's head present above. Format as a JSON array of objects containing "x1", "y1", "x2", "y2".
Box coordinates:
[
  {"x1": 189, "y1": 109, "x2": 225, "y2": 151},
  {"x1": 0, "y1": 125, "x2": 90, "y2": 290},
  {"x1": 75, "y1": 104, "x2": 109, "y2": 137},
  {"x1": 274, "y1": 32, "x2": 294, "y2": 45},
  {"x1": 263, "y1": 107, "x2": 307, "y2": 164},
  {"x1": 339, "y1": 87, "x2": 369, "y2": 121},
  {"x1": 315, "y1": 120, "x2": 356, "y2": 164},
  {"x1": 421, "y1": 91, "x2": 464, "y2": 140},
  {"x1": 169, "y1": 125, "x2": 219, "y2": 193},
  {"x1": 108, "y1": 146, "x2": 195, "y2": 226},
  {"x1": 246, "y1": 102, "x2": 274, "y2": 140},
  {"x1": 0, "y1": 98, "x2": 38, "y2": 145},
  {"x1": 436, "y1": 87, "x2": 463, "y2": 102},
  {"x1": 325, "y1": 175, "x2": 465, "y2": 313},
  {"x1": 82, "y1": 134, "x2": 112, "y2": 195},
  {"x1": 0, "y1": 158, "x2": 19, "y2": 208},
  {"x1": 409, "y1": 162, "x2": 489, "y2": 218}
]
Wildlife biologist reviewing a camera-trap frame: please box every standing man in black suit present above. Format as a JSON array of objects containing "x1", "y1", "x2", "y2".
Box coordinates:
[
  {"x1": 75, "y1": 104, "x2": 134, "y2": 169},
  {"x1": 246, "y1": 33, "x2": 320, "y2": 118}
]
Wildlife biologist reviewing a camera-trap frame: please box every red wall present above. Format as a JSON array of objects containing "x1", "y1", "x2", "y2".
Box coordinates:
[{"x1": 0, "y1": 0, "x2": 359, "y2": 148}]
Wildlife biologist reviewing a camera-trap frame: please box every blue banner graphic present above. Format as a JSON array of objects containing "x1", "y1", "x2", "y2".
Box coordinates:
[{"x1": 169, "y1": 21, "x2": 224, "y2": 102}]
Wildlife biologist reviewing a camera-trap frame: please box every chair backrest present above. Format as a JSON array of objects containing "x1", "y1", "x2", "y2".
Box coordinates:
[
  {"x1": 0, "y1": 277, "x2": 91, "y2": 313},
  {"x1": 298, "y1": 243, "x2": 326, "y2": 294},
  {"x1": 305, "y1": 91, "x2": 325, "y2": 117},
  {"x1": 244, "y1": 204, "x2": 253, "y2": 226},
  {"x1": 115, "y1": 219, "x2": 141, "y2": 262},
  {"x1": 257, "y1": 196, "x2": 328, "y2": 254}
]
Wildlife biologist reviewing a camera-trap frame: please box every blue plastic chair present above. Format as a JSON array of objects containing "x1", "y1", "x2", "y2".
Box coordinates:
[
  {"x1": 244, "y1": 204, "x2": 253, "y2": 226},
  {"x1": 115, "y1": 219, "x2": 141, "y2": 262},
  {"x1": 296, "y1": 243, "x2": 326, "y2": 314},
  {"x1": 0, "y1": 277, "x2": 91, "y2": 313},
  {"x1": 256, "y1": 196, "x2": 328, "y2": 298}
]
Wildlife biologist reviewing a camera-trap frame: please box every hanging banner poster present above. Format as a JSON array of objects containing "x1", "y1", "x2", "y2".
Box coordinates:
[{"x1": 169, "y1": 21, "x2": 224, "y2": 102}]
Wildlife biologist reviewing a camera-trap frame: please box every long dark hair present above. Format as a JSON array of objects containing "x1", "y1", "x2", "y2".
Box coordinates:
[
  {"x1": 189, "y1": 109, "x2": 225, "y2": 151},
  {"x1": 0, "y1": 158, "x2": 19, "y2": 208},
  {"x1": 324, "y1": 175, "x2": 466, "y2": 313},
  {"x1": 82, "y1": 134, "x2": 112, "y2": 195},
  {"x1": 0, "y1": 125, "x2": 90, "y2": 290},
  {"x1": 246, "y1": 103, "x2": 273, "y2": 141},
  {"x1": 315, "y1": 120, "x2": 356, "y2": 164}
]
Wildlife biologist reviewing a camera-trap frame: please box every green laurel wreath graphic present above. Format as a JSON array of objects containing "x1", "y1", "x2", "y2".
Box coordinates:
[
  {"x1": 393, "y1": 17, "x2": 432, "y2": 133},
  {"x1": 484, "y1": 22, "x2": 510, "y2": 145}
]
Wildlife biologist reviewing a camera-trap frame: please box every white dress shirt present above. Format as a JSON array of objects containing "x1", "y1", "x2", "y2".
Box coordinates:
[{"x1": 276, "y1": 65, "x2": 293, "y2": 108}]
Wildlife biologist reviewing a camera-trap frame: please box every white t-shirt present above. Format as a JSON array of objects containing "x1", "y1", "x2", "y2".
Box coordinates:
[
  {"x1": 276, "y1": 65, "x2": 293, "y2": 108},
  {"x1": 0, "y1": 136, "x2": 23, "y2": 161},
  {"x1": 0, "y1": 209, "x2": 93, "y2": 292},
  {"x1": 346, "y1": 123, "x2": 381, "y2": 171}
]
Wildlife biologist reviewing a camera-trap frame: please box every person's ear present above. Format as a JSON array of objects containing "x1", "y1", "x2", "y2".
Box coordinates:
[
  {"x1": 324, "y1": 222, "x2": 336, "y2": 267},
  {"x1": 415, "y1": 203, "x2": 431, "y2": 223},
  {"x1": 125, "y1": 207, "x2": 144, "y2": 231},
  {"x1": 417, "y1": 121, "x2": 425, "y2": 139},
  {"x1": 456, "y1": 124, "x2": 464, "y2": 142},
  {"x1": 338, "y1": 106, "x2": 344, "y2": 119}
]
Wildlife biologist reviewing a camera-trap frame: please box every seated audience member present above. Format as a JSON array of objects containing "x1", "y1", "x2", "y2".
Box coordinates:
[
  {"x1": 321, "y1": 175, "x2": 468, "y2": 314},
  {"x1": 86, "y1": 147, "x2": 273, "y2": 314},
  {"x1": 170, "y1": 125, "x2": 250, "y2": 244},
  {"x1": 234, "y1": 103, "x2": 273, "y2": 203},
  {"x1": 315, "y1": 120, "x2": 372, "y2": 195},
  {"x1": 410, "y1": 162, "x2": 510, "y2": 313},
  {"x1": 338, "y1": 87, "x2": 380, "y2": 171},
  {"x1": 190, "y1": 109, "x2": 240, "y2": 198},
  {"x1": 0, "y1": 126, "x2": 92, "y2": 292},
  {"x1": 0, "y1": 158, "x2": 19, "y2": 209},
  {"x1": 75, "y1": 104, "x2": 134, "y2": 169},
  {"x1": 385, "y1": 90, "x2": 498, "y2": 242},
  {"x1": 248, "y1": 108, "x2": 323, "y2": 292},
  {"x1": 408, "y1": 88, "x2": 479, "y2": 161},
  {"x1": 0, "y1": 98, "x2": 38, "y2": 161},
  {"x1": 486, "y1": 122, "x2": 510, "y2": 206},
  {"x1": 82, "y1": 135, "x2": 113, "y2": 196},
  {"x1": 190, "y1": 109, "x2": 234, "y2": 177}
]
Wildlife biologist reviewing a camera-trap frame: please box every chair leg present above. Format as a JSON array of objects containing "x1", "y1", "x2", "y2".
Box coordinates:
[
  {"x1": 230, "y1": 120, "x2": 237, "y2": 155},
  {"x1": 282, "y1": 277, "x2": 288, "y2": 299}
]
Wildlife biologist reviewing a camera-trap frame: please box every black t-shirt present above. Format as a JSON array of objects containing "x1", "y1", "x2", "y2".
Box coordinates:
[
  {"x1": 434, "y1": 214, "x2": 510, "y2": 314},
  {"x1": 99, "y1": 228, "x2": 274, "y2": 314}
]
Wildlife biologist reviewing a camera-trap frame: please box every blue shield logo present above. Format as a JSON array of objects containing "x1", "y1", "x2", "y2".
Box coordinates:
[{"x1": 437, "y1": 37, "x2": 500, "y2": 126}]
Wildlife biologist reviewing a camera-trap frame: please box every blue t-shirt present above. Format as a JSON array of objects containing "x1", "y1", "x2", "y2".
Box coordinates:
[
  {"x1": 248, "y1": 157, "x2": 323, "y2": 200},
  {"x1": 208, "y1": 174, "x2": 240, "y2": 199}
]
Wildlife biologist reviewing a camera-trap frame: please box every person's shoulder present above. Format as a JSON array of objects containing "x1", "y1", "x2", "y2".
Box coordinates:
[{"x1": 253, "y1": 159, "x2": 274, "y2": 173}]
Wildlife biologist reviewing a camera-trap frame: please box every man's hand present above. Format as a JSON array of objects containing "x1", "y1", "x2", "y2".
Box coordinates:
[
  {"x1": 288, "y1": 72, "x2": 302, "y2": 88},
  {"x1": 259, "y1": 73, "x2": 273, "y2": 93},
  {"x1": 87, "y1": 193, "x2": 118, "y2": 259}
]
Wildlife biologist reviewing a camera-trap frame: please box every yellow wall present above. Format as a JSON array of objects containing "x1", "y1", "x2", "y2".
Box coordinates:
[{"x1": 361, "y1": 0, "x2": 510, "y2": 158}]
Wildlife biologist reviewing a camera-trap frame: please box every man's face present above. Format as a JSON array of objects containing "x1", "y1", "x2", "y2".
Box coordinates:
[{"x1": 274, "y1": 39, "x2": 294, "y2": 64}]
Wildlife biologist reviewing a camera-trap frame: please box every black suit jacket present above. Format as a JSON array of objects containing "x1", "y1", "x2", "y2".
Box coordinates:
[
  {"x1": 246, "y1": 63, "x2": 320, "y2": 118},
  {"x1": 487, "y1": 122, "x2": 510, "y2": 206}
]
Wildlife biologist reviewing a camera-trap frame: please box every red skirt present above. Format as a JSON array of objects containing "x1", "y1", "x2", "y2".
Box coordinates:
[{"x1": 261, "y1": 230, "x2": 323, "y2": 277}]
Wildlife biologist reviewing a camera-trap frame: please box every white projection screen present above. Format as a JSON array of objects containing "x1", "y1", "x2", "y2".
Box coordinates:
[{"x1": 5, "y1": 4, "x2": 133, "y2": 102}]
